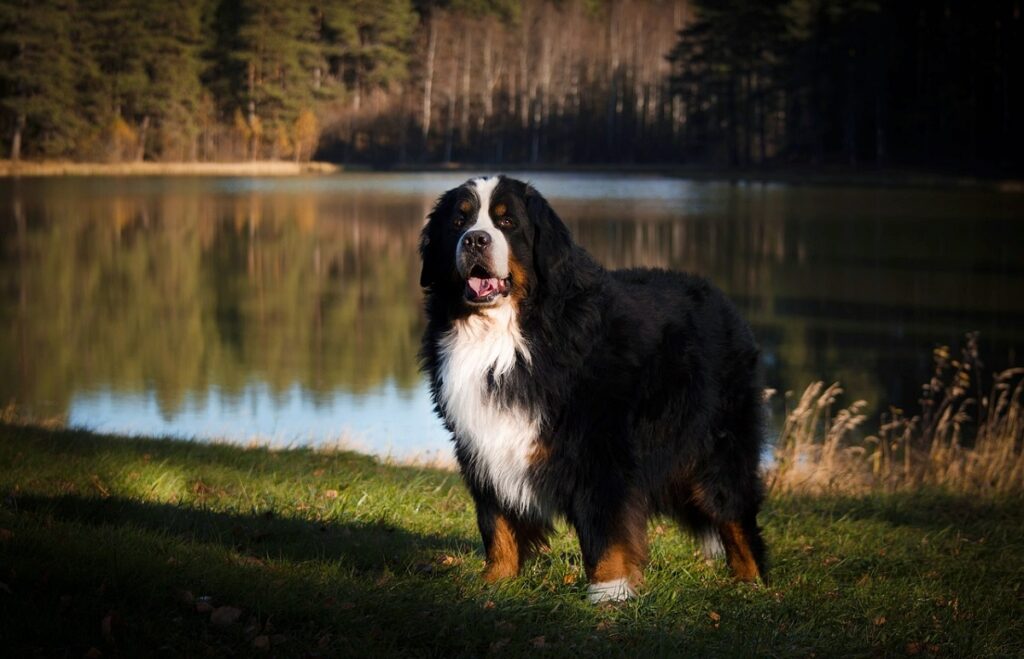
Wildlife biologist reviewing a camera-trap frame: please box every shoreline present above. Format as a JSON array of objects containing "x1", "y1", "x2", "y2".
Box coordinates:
[
  {"x1": 0, "y1": 159, "x2": 343, "y2": 177},
  {"x1": 1, "y1": 158, "x2": 1021, "y2": 192}
]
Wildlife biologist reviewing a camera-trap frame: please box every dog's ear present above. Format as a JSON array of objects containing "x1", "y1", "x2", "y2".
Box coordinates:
[
  {"x1": 526, "y1": 186, "x2": 574, "y2": 291},
  {"x1": 420, "y1": 188, "x2": 457, "y2": 288}
]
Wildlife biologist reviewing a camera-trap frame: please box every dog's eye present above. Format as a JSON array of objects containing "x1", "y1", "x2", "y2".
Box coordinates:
[
  {"x1": 496, "y1": 216, "x2": 515, "y2": 229},
  {"x1": 454, "y1": 214, "x2": 466, "y2": 229}
]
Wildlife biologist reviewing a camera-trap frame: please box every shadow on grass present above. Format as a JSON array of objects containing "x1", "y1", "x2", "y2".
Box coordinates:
[
  {"x1": 11, "y1": 493, "x2": 474, "y2": 573},
  {"x1": 3, "y1": 494, "x2": 575, "y2": 656},
  {"x1": 774, "y1": 492, "x2": 1024, "y2": 536}
]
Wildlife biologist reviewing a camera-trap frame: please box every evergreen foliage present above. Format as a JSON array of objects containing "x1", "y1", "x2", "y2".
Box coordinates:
[{"x1": 0, "y1": 0, "x2": 1019, "y2": 170}]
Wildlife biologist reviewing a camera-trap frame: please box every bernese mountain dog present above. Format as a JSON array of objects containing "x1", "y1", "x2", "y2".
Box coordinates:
[{"x1": 419, "y1": 176, "x2": 767, "y2": 603}]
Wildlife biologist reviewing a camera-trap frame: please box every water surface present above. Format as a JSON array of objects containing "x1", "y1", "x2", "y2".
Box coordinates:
[{"x1": 2, "y1": 173, "x2": 1021, "y2": 460}]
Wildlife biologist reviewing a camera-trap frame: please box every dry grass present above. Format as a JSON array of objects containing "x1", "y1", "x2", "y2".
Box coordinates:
[
  {"x1": 769, "y1": 333, "x2": 1024, "y2": 496},
  {"x1": 0, "y1": 159, "x2": 341, "y2": 177}
]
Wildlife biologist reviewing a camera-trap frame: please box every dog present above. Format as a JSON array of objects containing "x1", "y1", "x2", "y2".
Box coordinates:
[{"x1": 418, "y1": 176, "x2": 767, "y2": 602}]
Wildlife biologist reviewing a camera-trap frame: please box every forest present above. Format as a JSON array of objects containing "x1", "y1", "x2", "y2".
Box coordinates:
[{"x1": 0, "y1": 0, "x2": 1021, "y2": 171}]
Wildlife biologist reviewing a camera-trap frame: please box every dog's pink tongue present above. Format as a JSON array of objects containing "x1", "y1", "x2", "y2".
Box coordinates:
[{"x1": 468, "y1": 277, "x2": 499, "y2": 298}]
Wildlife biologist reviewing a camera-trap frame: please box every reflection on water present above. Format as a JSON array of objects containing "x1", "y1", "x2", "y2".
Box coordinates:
[{"x1": 1, "y1": 174, "x2": 1022, "y2": 459}]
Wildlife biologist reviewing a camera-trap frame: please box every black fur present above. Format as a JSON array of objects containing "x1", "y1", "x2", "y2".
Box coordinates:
[{"x1": 419, "y1": 176, "x2": 767, "y2": 589}]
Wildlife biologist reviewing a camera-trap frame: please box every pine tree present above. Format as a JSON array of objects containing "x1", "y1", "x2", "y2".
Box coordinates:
[
  {"x1": 0, "y1": 0, "x2": 82, "y2": 159},
  {"x1": 232, "y1": 0, "x2": 319, "y2": 159}
]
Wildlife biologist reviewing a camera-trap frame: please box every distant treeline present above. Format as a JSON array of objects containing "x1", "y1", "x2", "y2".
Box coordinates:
[{"x1": 1, "y1": 0, "x2": 1021, "y2": 170}]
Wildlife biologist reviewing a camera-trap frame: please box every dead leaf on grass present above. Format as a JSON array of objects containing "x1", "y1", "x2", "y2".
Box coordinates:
[
  {"x1": 530, "y1": 635, "x2": 546, "y2": 648},
  {"x1": 210, "y1": 605, "x2": 242, "y2": 626},
  {"x1": 324, "y1": 489, "x2": 339, "y2": 499}
]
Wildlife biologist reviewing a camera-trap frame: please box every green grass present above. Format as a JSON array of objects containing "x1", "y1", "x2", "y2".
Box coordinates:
[{"x1": 1, "y1": 424, "x2": 1022, "y2": 657}]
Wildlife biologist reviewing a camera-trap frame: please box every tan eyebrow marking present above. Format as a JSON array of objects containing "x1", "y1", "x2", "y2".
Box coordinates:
[
  {"x1": 493, "y1": 202, "x2": 507, "y2": 216},
  {"x1": 458, "y1": 200, "x2": 472, "y2": 213}
]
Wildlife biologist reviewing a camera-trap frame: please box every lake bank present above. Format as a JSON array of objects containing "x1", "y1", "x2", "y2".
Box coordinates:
[
  {"x1": 0, "y1": 422, "x2": 1020, "y2": 656},
  {"x1": 2, "y1": 159, "x2": 1022, "y2": 192},
  {"x1": 0, "y1": 160, "x2": 343, "y2": 177},
  {"x1": 388, "y1": 162, "x2": 1024, "y2": 193}
]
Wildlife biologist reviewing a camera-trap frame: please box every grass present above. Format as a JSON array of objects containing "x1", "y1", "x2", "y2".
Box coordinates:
[{"x1": 1, "y1": 423, "x2": 1022, "y2": 657}]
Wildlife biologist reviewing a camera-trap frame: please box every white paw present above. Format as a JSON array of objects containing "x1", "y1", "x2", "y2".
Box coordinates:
[
  {"x1": 700, "y1": 529, "x2": 725, "y2": 560},
  {"x1": 587, "y1": 578, "x2": 636, "y2": 603}
]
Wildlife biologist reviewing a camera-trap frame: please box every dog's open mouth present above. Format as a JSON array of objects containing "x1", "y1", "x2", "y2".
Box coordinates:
[{"x1": 465, "y1": 264, "x2": 512, "y2": 304}]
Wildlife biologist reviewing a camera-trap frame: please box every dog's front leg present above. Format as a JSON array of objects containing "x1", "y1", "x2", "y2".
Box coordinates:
[
  {"x1": 475, "y1": 502, "x2": 549, "y2": 583},
  {"x1": 572, "y1": 494, "x2": 648, "y2": 603}
]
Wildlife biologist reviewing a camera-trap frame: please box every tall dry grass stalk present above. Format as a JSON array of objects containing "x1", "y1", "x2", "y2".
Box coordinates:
[{"x1": 769, "y1": 333, "x2": 1024, "y2": 496}]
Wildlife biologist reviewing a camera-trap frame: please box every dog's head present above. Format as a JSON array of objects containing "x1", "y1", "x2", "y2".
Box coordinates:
[{"x1": 419, "y1": 176, "x2": 573, "y2": 312}]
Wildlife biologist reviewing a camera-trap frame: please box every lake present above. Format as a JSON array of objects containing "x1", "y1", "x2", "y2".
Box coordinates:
[{"x1": 1, "y1": 173, "x2": 1021, "y2": 462}]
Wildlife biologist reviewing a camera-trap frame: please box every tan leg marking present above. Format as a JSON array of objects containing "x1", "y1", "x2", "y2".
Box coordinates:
[
  {"x1": 719, "y1": 521, "x2": 761, "y2": 582},
  {"x1": 483, "y1": 515, "x2": 548, "y2": 583}
]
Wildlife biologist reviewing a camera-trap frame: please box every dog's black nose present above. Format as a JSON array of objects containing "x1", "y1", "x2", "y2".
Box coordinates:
[{"x1": 462, "y1": 230, "x2": 491, "y2": 250}]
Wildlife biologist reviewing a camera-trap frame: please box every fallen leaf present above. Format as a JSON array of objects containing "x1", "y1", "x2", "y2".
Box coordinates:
[
  {"x1": 709, "y1": 611, "x2": 721, "y2": 622},
  {"x1": 874, "y1": 616, "x2": 887, "y2": 626},
  {"x1": 210, "y1": 605, "x2": 242, "y2": 626},
  {"x1": 530, "y1": 635, "x2": 546, "y2": 648},
  {"x1": 905, "y1": 642, "x2": 922, "y2": 655},
  {"x1": 483, "y1": 600, "x2": 496, "y2": 610},
  {"x1": 251, "y1": 635, "x2": 270, "y2": 652},
  {"x1": 337, "y1": 601, "x2": 356, "y2": 610},
  {"x1": 313, "y1": 469, "x2": 326, "y2": 477},
  {"x1": 563, "y1": 573, "x2": 577, "y2": 585},
  {"x1": 489, "y1": 638, "x2": 510, "y2": 652},
  {"x1": 596, "y1": 620, "x2": 614, "y2": 632},
  {"x1": 324, "y1": 489, "x2": 339, "y2": 499},
  {"x1": 927, "y1": 644, "x2": 940, "y2": 654},
  {"x1": 823, "y1": 555, "x2": 841, "y2": 567},
  {"x1": 439, "y1": 554, "x2": 461, "y2": 567}
]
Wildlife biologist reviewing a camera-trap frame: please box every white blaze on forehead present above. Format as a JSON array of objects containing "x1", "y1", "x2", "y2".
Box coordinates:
[{"x1": 455, "y1": 176, "x2": 510, "y2": 278}]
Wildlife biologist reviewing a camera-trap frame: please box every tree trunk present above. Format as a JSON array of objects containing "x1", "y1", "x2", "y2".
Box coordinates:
[
  {"x1": 10, "y1": 113, "x2": 24, "y2": 162},
  {"x1": 421, "y1": 13, "x2": 437, "y2": 146},
  {"x1": 135, "y1": 115, "x2": 150, "y2": 162},
  {"x1": 459, "y1": 29, "x2": 471, "y2": 147},
  {"x1": 248, "y1": 60, "x2": 258, "y2": 160}
]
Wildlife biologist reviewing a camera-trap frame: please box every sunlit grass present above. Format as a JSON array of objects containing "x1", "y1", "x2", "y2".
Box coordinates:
[{"x1": 1, "y1": 423, "x2": 1022, "y2": 656}]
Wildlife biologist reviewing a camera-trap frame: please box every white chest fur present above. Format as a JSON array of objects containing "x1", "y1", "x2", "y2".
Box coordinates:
[{"x1": 437, "y1": 305, "x2": 544, "y2": 516}]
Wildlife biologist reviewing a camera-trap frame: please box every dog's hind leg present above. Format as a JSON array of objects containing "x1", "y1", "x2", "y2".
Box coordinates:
[
  {"x1": 717, "y1": 509, "x2": 767, "y2": 583},
  {"x1": 674, "y1": 502, "x2": 725, "y2": 560}
]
